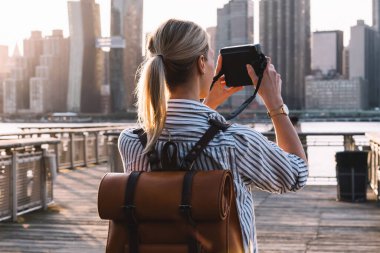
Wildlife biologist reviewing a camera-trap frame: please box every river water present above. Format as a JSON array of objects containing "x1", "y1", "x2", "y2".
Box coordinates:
[
  {"x1": 257, "y1": 121, "x2": 380, "y2": 184},
  {"x1": 1, "y1": 121, "x2": 379, "y2": 185}
]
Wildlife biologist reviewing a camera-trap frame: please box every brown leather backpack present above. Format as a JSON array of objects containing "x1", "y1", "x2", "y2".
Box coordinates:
[{"x1": 98, "y1": 119, "x2": 244, "y2": 253}]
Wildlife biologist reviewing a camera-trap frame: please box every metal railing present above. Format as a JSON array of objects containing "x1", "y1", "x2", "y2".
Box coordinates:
[
  {"x1": 0, "y1": 127, "x2": 124, "y2": 171},
  {"x1": 105, "y1": 130, "x2": 370, "y2": 176},
  {"x1": 0, "y1": 138, "x2": 60, "y2": 222},
  {"x1": 0, "y1": 126, "x2": 125, "y2": 222},
  {"x1": 2, "y1": 123, "x2": 378, "y2": 222}
]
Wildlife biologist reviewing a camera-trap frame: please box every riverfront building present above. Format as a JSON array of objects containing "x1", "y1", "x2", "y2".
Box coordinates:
[
  {"x1": 260, "y1": 0, "x2": 311, "y2": 109},
  {"x1": 373, "y1": 0, "x2": 380, "y2": 33},
  {"x1": 3, "y1": 79, "x2": 17, "y2": 114},
  {"x1": 312, "y1": 31, "x2": 344, "y2": 76},
  {"x1": 8, "y1": 56, "x2": 35, "y2": 111},
  {"x1": 216, "y1": 0, "x2": 255, "y2": 109},
  {"x1": 206, "y1": 26, "x2": 217, "y2": 63},
  {"x1": 215, "y1": 0, "x2": 254, "y2": 57},
  {"x1": 30, "y1": 30, "x2": 69, "y2": 113},
  {"x1": 110, "y1": 0, "x2": 143, "y2": 112},
  {"x1": 0, "y1": 45, "x2": 8, "y2": 76},
  {"x1": 18, "y1": 31, "x2": 44, "y2": 110},
  {"x1": 342, "y1": 47, "x2": 350, "y2": 79},
  {"x1": 67, "y1": 0, "x2": 104, "y2": 113},
  {"x1": 305, "y1": 76, "x2": 368, "y2": 110},
  {"x1": 349, "y1": 20, "x2": 380, "y2": 108},
  {"x1": 0, "y1": 45, "x2": 8, "y2": 113}
]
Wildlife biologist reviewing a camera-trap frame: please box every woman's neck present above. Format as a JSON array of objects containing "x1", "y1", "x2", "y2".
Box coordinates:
[{"x1": 169, "y1": 79, "x2": 200, "y2": 101}]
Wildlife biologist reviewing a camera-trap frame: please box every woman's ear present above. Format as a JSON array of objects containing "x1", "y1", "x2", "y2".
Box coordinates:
[{"x1": 197, "y1": 55, "x2": 206, "y2": 75}]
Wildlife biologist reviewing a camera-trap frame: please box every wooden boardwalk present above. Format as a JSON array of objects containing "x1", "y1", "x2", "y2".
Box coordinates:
[{"x1": 1, "y1": 165, "x2": 380, "y2": 253}]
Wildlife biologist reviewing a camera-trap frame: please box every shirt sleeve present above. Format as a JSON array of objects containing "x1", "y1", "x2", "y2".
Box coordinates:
[
  {"x1": 117, "y1": 128, "x2": 146, "y2": 173},
  {"x1": 233, "y1": 125, "x2": 309, "y2": 193}
]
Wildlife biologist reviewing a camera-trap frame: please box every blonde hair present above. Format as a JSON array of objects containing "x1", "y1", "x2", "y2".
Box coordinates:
[{"x1": 136, "y1": 19, "x2": 209, "y2": 152}]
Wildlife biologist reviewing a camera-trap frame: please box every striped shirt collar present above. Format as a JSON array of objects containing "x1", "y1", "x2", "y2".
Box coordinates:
[
  {"x1": 165, "y1": 99, "x2": 227, "y2": 129},
  {"x1": 167, "y1": 99, "x2": 215, "y2": 113}
]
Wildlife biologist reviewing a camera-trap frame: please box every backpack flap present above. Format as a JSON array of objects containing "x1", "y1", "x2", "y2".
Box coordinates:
[
  {"x1": 98, "y1": 172, "x2": 128, "y2": 221},
  {"x1": 97, "y1": 170, "x2": 233, "y2": 222}
]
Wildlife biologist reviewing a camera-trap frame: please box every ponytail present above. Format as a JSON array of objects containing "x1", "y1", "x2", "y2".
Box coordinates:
[
  {"x1": 135, "y1": 19, "x2": 209, "y2": 153},
  {"x1": 136, "y1": 55, "x2": 167, "y2": 152}
]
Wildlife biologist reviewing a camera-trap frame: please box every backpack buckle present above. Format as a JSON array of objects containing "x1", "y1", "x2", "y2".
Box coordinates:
[
  {"x1": 122, "y1": 205, "x2": 138, "y2": 226},
  {"x1": 179, "y1": 204, "x2": 192, "y2": 211}
]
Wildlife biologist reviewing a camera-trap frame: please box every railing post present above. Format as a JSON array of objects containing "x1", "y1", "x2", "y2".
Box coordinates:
[
  {"x1": 51, "y1": 133, "x2": 60, "y2": 172},
  {"x1": 108, "y1": 137, "x2": 115, "y2": 172},
  {"x1": 54, "y1": 142, "x2": 60, "y2": 172},
  {"x1": 70, "y1": 133, "x2": 75, "y2": 169},
  {"x1": 11, "y1": 149, "x2": 17, "y2": 222},
  {"x1": 41, "y1": 148, "x2": 48, "y2": 210},
  {"x1": 95, "y1": 132, "x2": 100, "y2": 164},
  {"x1": 83, "y1": 133, "x2": 88, "y2": 167}
]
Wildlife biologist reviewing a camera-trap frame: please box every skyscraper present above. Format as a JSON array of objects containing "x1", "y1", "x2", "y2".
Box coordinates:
[
  {"x1": 259, "y1": 0, "x2": 311, "y2": 109},
  {"x1": 31, "y1": 30, "x2": 69, "y2": 113},
  {"x1": 20, "y1": 31, "x2": 44, "y2": 109},
  {"x1": 3, "y1": 46, "x2": 21, "y2": 114},
  {"x1": 349, "y1": 20, "x2": 380, "y2": 108},
  {"x1": 24, "y1": 31, "x2": 43, "y2": 69},
  {"x1": 110, "y1": 0, "x2": 143, "y2": 112},
  {"x1": 215, "y1": 0, "x2": 254, "y2": 58},
  {"x1": 311, "y1": 31, "x2": 344, "y2": 75},
  {"x1": 0, "y1": 45, "x2": 8, "y2": 75},
  {"x1": 373, "y1": 0, "x2": 380, "y2": 33},
  {"x1": 215, "y1": 0, "x2": 254, "y2": 110},
  {"x1": 67, "y1": 0, "x2": 104, "y2": 113},
  {"x1": 342, "y1": 47, "x2": 350, "y2": 79},
  {"x1": 3, "y1": 79, "x2": 17, "y2": 114},
  {"x1": 0, "y1": 45, "x2": 8, "y2": 113},
  {"x1": 206, "y1": 26, "x2": 217, "y2": 62}
]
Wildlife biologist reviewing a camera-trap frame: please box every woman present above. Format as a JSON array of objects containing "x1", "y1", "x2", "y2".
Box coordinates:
[{"x1": 118, "y1": 19, "x2": 308, "y2": 253}]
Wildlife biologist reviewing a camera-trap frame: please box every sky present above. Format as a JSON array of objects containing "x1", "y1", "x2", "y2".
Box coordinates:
[{"x1": 0, "y1": 0, "x2": 373, "y2": 55}]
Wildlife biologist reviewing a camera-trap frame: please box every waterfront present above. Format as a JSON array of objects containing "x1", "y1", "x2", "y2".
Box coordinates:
[
  {"x1": 0, "y1": 121, "x2": 379, "y2": 252},
  {"x1": 1, "y1": 121, "x2": 379, "y2": 184},
  {"x1": 243, "y1": 121, "x2": 380, "y2": 184}
]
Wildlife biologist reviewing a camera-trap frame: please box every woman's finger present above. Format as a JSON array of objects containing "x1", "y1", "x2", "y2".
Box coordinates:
[
  {"x1": 215, "y1": 54, "x2": 223, "y2": 75},
  {"x1": 246, "y1": 64, "x2": 258, "y2": 83}
]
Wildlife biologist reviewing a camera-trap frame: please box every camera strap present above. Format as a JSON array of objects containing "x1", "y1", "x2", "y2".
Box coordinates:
[{"x1": 210, "y1": 71, "x2": 263, "y2": 120}]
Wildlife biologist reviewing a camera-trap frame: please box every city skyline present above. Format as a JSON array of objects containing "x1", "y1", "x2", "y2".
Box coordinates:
[
  {"x1": 0, "y1": 0, "x2": 373, "y2": 54},
  {"x1": 1, "y1": 0, "x2": 380, "y2": 114}
]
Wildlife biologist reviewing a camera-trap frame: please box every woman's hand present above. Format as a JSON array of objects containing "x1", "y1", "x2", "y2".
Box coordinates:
[
  {"x1": 203, "y1": 55, "x2": 243, "y2": 110},
  {"x1": 247, "y1": 58, "x2": 307, "y2": 162},
  {"x1": 246, "y1": 58, "x2": 284, "y2": 111}
]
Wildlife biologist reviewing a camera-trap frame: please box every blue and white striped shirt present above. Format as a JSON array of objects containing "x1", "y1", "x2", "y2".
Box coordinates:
[{"x1": 118, "y1": 99, "x2": 308, "y2": 253}]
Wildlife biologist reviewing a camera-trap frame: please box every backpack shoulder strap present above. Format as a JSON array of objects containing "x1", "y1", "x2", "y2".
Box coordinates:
[
  {"x1": 132, "y1": 128, "x2": 161, "y2": 171},
  {"x1": 132, "y1": 128, "x2": 147, "y2": 147},
  {"x1": 179, "y1": 118, "x2": 231, "y2": 170}
]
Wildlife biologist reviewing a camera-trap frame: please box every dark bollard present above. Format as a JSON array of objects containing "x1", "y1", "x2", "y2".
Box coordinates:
[{"x1": 335, "y1": 151, "x2": 368, "y2": 202}]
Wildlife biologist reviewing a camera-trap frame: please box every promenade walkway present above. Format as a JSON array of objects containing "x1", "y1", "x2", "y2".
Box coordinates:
[{"x1": 0, "y1": 165, "x2": 379, "y2": 253}]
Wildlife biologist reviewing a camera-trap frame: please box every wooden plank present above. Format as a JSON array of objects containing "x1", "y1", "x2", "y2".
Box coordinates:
[
  {"x1": 1, "y1": 166, "x2": 380, "y2": 252},
  {"x1": 0, "y1": 166, "x2": 109, "y2": 253},
  {"x1": 253, "y1": 185, "x2": 380, "y2": 253}
]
